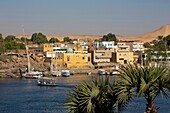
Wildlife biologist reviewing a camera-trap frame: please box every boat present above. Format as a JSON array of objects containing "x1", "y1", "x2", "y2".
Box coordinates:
[
  {"x1": 61, "y1": 70, "x2": 70, "y2": 77},
  {"x1": 22, "y1": 28, "x2": 43, "y2": 79},
  {"x1": 23, "y1": 41, "x2": 43, "y2": 79},
  {"x1": 110, "y1": 65, "x2": 120, "y2": 75},
  {"x1": 110, "y1": 69, "x2": 120, "y2": 75},
  {"x1": 98, "y1": 69, "x2": 106, "y2": 75},
  {"x1": 23, "y1": 71, "x2": 43, "y2": 79},
  {"x1": 51, "y1": 70, "x2": 61, "y2": 77},
  {"x1": 37, "y1": 77, "x2": 57, "y2": 86}
]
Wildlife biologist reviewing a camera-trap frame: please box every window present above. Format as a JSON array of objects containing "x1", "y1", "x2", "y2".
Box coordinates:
[
  {"x1": 82, "y1": 57, "x2": 85, "y2": 60},
  {"x1": 88, "y1": 57, "x2": 90, "y2": 61},
  {"x1": 119, "y1": 58, "x2": 124, "y2": 60},
  {"x1": 67, "y1": 56, "x2": 70, "y2": 61}
]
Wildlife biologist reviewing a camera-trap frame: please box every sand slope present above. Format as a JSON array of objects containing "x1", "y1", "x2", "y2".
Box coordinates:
[
  {"x1": 16, "y1": 24, "x2": 170, "y2": 43},
  {"x1": 118, "y1": 24, "x2": 170, "y2": 42}
]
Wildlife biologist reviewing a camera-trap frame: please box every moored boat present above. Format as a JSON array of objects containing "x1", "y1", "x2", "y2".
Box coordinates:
[
  {"x1": 23, "y1": 71, "x2": 43, "y2": 79},
  {"x1": 61, "y1": 70, "x2": 70, "y2": 77}
]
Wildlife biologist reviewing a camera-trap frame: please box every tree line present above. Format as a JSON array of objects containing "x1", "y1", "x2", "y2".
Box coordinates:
[
  {"x1": 144, "y1": 35, "x2": 170, "y2": 62},
  {"x1": 0, "y1": 32, "x2": 117, "y2": 54}
]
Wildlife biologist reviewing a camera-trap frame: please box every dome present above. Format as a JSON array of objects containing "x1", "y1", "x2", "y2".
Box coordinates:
[{"x1": 67, "y1": 48, "x2": 74, "y2": 53}]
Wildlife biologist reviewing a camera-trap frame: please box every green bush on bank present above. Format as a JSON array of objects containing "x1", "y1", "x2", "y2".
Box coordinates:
[{"x1": 0, "y1": 74, "x2": 6, "y2": 77}]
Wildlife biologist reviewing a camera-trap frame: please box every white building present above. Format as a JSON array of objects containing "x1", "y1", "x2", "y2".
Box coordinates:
[
  {"x1": 131, "y1": 41, "x2": 144, "y2": 52},
  {"x1": 93, "y1": 41, "x2": 117, "y2": 51}
]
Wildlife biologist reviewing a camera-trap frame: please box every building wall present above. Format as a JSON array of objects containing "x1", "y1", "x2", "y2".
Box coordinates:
[
  {"x1": 43, "y1": 44, "x2": 53, "y2": 52},
  {"x1": 116, "y1": 52, "x2": 134, "y2": 64},
  {"x1": 132, "y1": 42, "x2": 144, "y2": 52},
  {"x1": 52, "y1": 57, "x2": 63, "y2": 66},
  {"x1": 93, "y1": 50, "x2": 112, "y2": 63},
  {"x1": 63, "y1": 53, "x2": 91, "y2": 68},
  {"x1": 117, "y1": 45, "x2": 130, "y2": 52},
  {"x1": 118, "y1": 41, "x2": 144, "y2": 52}
]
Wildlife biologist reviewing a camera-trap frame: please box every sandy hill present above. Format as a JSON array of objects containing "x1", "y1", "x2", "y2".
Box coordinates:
[
  {"x1": 16, "y1": 24, "x2": 170, "y2": 43},
  {"x1": 16, "y1": 35, "x2": 102, "y2": 42},
  {"x1": 118, "y1": 24, "x2": 170, "y2": 42}
]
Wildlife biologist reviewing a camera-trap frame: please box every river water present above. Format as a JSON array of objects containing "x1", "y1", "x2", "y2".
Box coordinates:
[{"x1": 0, "y1": 75, "x2": 169, "y2": 113}]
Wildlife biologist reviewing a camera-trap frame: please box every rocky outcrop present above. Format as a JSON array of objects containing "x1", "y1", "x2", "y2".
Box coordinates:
[{"x1": 0, "y1": 54, "x2": 49, "y2": 74}]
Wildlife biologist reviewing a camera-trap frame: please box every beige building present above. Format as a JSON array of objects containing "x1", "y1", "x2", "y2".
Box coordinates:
[
  {"x1": 117, "y1": 41, "x2": 144, "y2": 52},
  {"x1": 112, "y1": 43, "x2": 138, "y2": 64},
  {"x1": 93, "y1": 50, "x2": 112, "y2": 63},
  {"x1": 90, "y1": 49, "x2": 116, "y2": 68},
  {"x1": 117, "y1": 42, "x2": 130, "y2": 52},
  {"x1": 62, "y1": 42, "x2": 92, "y2": 68},
  {"x1": 63, "y1": 53, "x2": 91, "y2": 68},
  {"x1": 113, "y1": 52, "x2": 134, "y2": 64}
]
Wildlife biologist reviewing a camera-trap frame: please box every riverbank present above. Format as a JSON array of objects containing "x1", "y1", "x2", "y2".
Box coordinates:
[{"x1": 0, "y1": 68, "x2": 99, "y2": 79}]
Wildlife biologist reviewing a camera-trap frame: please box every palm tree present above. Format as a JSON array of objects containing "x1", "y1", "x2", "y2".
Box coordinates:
[
  {"x1": 66, "y1": 77, "x2": 119, "y2": 113},
  {"x1": 114, "y1": 63, "x2": 170, "y2": 113}
]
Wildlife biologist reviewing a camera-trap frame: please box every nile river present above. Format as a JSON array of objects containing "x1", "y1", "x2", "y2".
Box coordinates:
[{"x1": 0, "y1": 75, "x2": 169, "y2": 113}]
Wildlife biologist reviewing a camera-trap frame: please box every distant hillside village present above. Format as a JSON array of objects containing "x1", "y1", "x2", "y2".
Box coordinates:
[{"x1": 0, "y1": 32, "x2": 170, "y2": 72}]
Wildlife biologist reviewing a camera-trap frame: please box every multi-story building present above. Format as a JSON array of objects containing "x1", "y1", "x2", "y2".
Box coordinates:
[
  {"x1": 118, "y1": 41, "x2": 144, "y2": 52},
  {"x1": 112, "y1": 42, "x2": 138, "y2": 64},
  {"x1": 63, "y1": 42, "x2": 92, "y2": 68},
  {"x1": 44, "y1": 42, "x2": 92, "y2": 68},
  {"x1": 122, "y1": 41, "x2": 144, "y2": 52},
  {"x1": 92, "y1": 49, "x2": 112, "y2": 63},
  {"x1": 63, "y1": 53, "x2": 91, "y2": 68},
  {"x1": 90, "y1": 49, "x2": 114, "y2": 68},
  {"x1": 117, "y1": 42, "x2": 130, "y2": 52}
]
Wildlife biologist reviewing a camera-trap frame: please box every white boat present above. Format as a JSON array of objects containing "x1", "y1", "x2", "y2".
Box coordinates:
[
  {"x1": 51, "y1": 71, "x2": 61, "y2": 77},
  {"x1": 110, "y1": 70, "x2": 120, "y2": 75},
  {"x1": 110, "y1": 65, "x2": 120, "y2": 75},
  {"x1": 61, "y1": 70, "x2": 70, "y2": 77},
  {"x1": 22, "y1": 27, "x2": 43, "y2": 79},
  {"x1": 23, "y1": 44, "x2": 43, "y2": 79},
  {"x1": 23, "y1": 71, "x2": 43, "y2": 79}
]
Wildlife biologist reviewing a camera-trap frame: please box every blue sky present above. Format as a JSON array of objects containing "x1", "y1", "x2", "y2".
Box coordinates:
[{"x1": 0, "y1": 0, "x2": 169, "y2": 36}]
